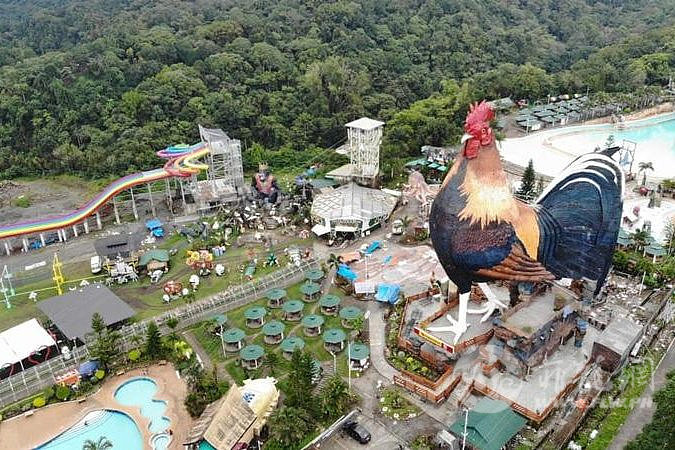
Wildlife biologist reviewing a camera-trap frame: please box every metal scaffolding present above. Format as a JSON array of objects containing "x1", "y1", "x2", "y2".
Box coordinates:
[{"x1": 346, "y1": 117, "x2": 384, "y2": 182}]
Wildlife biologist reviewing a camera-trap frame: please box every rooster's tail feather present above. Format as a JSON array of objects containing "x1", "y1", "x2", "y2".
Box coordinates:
[{"x1": 536, "y1": 153, "x2": 624, "y2": 293}]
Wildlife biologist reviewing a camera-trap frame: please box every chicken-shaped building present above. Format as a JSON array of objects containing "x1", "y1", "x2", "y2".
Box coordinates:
[{"x1": 428, "y1": 101, "x2": 623, "y2": 343}]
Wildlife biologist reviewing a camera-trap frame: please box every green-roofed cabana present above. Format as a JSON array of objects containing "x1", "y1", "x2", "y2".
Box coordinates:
[
  {"x1": 244, "y1": 306, "x2": 267, "y2": 328},
  {"x1": 428, "y1": 162, "x2": 439, "y2": 169},
  {"x1": 645, "y1": 243, "x2": 667, "y2": 262},
  {"x1": 262, "y1": 320, "x2": 285, "y2": 344},
  {"x1": 348, "y1": 342, "x2": 370, "y2": 371},
  {"x1": 266, "y1": 288, "x2": 287, "y2": 308},
  {"x1": 282, "y1": 300, "x2": 304, "y2": 321},
  {"x1": 617, "y1": 229, "x2": 634, "y2": 248},
  {"x1": 405, "y1": 158, "x2": 428, "y2": 168},
  {"x1": 300, "y1": 281, "x2": 321, "y2": 302},
  {"x1": 280, "y1": 336, "x2": 305, "y2": 359},
  {"x1": 448, "y1": 398, "x2": 526, "y2": 450},
  {"x1": 139, "y1": 249, "x2": 170, "y2": 272},
  {"x1": 301, "y1": 314, "x2": 325, "y2": 336},
  {"x1": 340, "y1": 306, "x2": 364, "y2": 328},
  {"x1": 240, "y1": 344, "x2": 265, "y2": 369},
  {"x1": 323, "y1": 328, "x2": 347, "y2": 352},
  {"x1": 222, "y1": 328, "x2": 246, "y2": 352},
  {"x1": 437, "y1": 165, "x2": 448, "y2": 172},
  {"x1": 305, "y1": 268, "x2": 325, "y2": 282},
  {"x1": 319, "y1": 294, "x2": 342, "y2": 316}
]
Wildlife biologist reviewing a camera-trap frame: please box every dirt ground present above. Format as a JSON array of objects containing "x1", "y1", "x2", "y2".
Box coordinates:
[{"x1": 0, "y1": 178, "x2": 92, "y2": 226}]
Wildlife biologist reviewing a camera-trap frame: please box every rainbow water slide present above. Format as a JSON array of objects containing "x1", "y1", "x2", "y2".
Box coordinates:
[{"x1": 0, "y1": 142, "x2": 210, "y2": 240}]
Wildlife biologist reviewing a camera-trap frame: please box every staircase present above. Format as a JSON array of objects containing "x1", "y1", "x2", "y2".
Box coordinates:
[{"x1": 447, "y1": 378, "x2": 472, "y2": 408}]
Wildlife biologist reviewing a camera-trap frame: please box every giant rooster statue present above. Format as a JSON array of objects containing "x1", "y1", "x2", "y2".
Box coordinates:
[{"x1": 429, "y1": 101, "x2": 623, "y2": 343}]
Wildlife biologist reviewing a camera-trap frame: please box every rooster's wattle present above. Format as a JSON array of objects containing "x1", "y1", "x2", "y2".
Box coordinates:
[{"x1": 429, "y1": 101, "x2": 623, "y2": 343}]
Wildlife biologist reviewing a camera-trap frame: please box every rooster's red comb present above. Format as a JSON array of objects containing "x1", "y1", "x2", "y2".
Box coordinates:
[{"x1": 464, "y1": 101, "x2": 495, "y2": 135}]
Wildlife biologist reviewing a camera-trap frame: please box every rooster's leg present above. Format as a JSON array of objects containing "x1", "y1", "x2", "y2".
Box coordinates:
[
  {"x1": 467, "y1": 282, "x2": 508, "y2": 322},
  {"x1": 427, "y1": 292, "x2": 470, "y2": 344}
]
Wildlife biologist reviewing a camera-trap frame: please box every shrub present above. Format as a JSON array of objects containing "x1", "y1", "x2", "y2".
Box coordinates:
[
  {"x1": 94, "y1": 369, "x2": 105, "y2": 380},
  {"x1": 128, "y1": 349, "x2": 141, "y2": 361},
  {"x1": 55, "y1": 385, "x2": 70, "y2": 401},
  {"x1": 42, "y1": 386, "x2": 55, "y2": 401},
  {"x1": 32, "y1": 397, "x2": 46, "y2": 408},
  {"x1": 12, "y1": 195, "x2": 31, "y2": 208}
]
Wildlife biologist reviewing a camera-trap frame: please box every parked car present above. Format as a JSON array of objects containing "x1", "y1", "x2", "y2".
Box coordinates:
[{"x1": 343, "y1": 420, "x2": 371, "y2": 444}]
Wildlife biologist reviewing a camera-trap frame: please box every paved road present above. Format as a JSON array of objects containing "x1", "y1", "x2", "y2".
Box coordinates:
[{"x1": 608, "y1": 338, "x2": 675, "y2": 450}]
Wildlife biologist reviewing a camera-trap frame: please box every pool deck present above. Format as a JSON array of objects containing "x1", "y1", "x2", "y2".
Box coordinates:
[{"x1": 0, "y1": 364, "x2": 191, "y2": 450}]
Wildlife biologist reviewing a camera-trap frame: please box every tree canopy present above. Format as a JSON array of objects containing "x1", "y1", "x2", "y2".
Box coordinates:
[{"x1": 0, "y1": 1, "x2": 672, "y2": 179}]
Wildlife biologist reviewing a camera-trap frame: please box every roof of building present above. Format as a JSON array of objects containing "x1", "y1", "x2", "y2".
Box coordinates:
[
  {"x1": 223, "y1": 328, "x2": 246, "y2": 343},
  {"x1": 200, "y1": 386, "x2": 256, "y2": 449},
  {"x1": 300, "y1": 281, "x2": 321, "y2": 295},
  {"x1": 349, "y1": 342, "x2": 370, "y2": 360},
  {"x1": 266, "y1": 288, "x2": 286, "y2": 301},
  {"x1": 94, "y1": 232, "x2": 143, "y2": 258},
  {"x1": 262, "y1": 321, "x2": 285, "y2": 336},
  {"x1": 244, "y1": 306, "x2": 267, "y2": 320},
  {"x1": 345, "y1": 117, "x2": 385, "y2": 130},
  {"x1": 240, "y1": 345, "x2": 265, "y2": 361},
  {"x1": 339, "y1": 306, "x2": 364, "y2": 321},
  {"x1": 645, "y1": 243, "x2": 667, "y2": 257},
  {"x1": 0, "y1": 318, "x2": 56, "y2": 367},
  {"x1": 280, "y1": 337, "x2": 305, "y2": 353},
  {"x1": 319, "y1": 294, "x2": 341, "y2": 308},
  {"x1": 594, "y1": 317, "x2": 643, "y2": 355},
  {"x1": 305, "y1": 269, "x2": 325, "y2": 281},
  {"x1": 37, "y1": 285, "x2": 135, "y2": 340},
  {"x1": 139, "y1": 249, "x2": 170, "y2": 267},
  {"x1": 282, "y1": 300, "x2": 304, "y2": 313},
  {"x1": 449, "y1": 398, "x2": 526, "y2": 450},
  {"x1": 185, "y1": 377, "x2": 279, "y2": 448},
  {"x1": 310, "y1": 182, "x2": 397, "y2": 225},
  {"x1": 302, "y1": 314, "x2": 325, "y2": 328},
  {"x1": 323, "y1": 328, "x2": 346, "y2": 343}
]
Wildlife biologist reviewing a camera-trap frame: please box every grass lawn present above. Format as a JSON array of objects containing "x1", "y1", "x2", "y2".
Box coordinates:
[
  {"x1": 0, "y1": 260, "x2": 97, "y2": 329},
  {"x1": 573, "y1": 348, "x2": 664, "y2": 449},
  {"x1": 191, "y1": 280, "x2": 359, "y2": 385}
]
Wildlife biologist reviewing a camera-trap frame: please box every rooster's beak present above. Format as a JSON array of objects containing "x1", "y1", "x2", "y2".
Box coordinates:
[{"x1": 461, "y1": 133, "x2": 473, "y2": 144}]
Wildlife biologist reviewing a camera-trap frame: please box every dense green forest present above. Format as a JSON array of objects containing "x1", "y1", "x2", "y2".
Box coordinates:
[{"x1": 0, "y1": 0, "x2": 673, "y2": 179}]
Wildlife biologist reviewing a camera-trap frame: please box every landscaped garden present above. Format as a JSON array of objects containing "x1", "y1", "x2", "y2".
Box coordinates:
[{"x1": 190, "y1": 279, "x2": 364, "y2": 386}]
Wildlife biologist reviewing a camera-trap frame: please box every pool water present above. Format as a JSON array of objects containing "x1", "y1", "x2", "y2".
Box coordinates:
[
  {"x1": 548, "y1": 114, "x2": 675, "y2": 177},
  {"x1": 114, "y1": 377, "x2": 171, "y2": 435},
  {"x1": 38, "y1": 409, "x2": 143, "y2": 449}
]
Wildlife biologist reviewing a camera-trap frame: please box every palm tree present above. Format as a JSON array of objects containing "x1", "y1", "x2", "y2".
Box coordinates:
[
  {"x1": 327, "y1": 253, "x2": 342, "y2": 271},
  {"x1": 166, "y1": 317, "x2": 179, "y2": 342},
  {"x1": 400, "y1": 215, "x2": 412, "y2": 231},
  {"x1": 320, "y1": 375, "x2": 351, "y2": 420},
  {"x1": 631, "y1": 229, "x2": 651, "y2": 251},
  {"x1": 638, "y1": 161, "x2": 654, "y2": 186},
  {"x1": 269, "y1": 406, "x2": 314, "y2": 447},
  {"x1": 82, "y1": 436, "x2": 113, "y2": 450}
]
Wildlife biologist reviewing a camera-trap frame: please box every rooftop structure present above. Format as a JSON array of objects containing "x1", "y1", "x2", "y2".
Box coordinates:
[
  {"x1": 591, "y1": 316, "x2": 643, "y2": 372},
  {"x1": 189, "y1": 126, "x2": 245, "y2": 212},
  {"x1": 37, "y1": 284, "x2": 135, "y2": 340},
  {"x1": 310, "y1": 182, "x2": 397, "y2": 237},
  {"x1": 448, "y1": 398, "x2": 526, "y2": 450},
  {"x1": 326, "y1": 117, "x2": 384, "y2": 186},
  {"x1": 185, "y1": 377, "x2": 279, "y2": 450},
  {"x1": 0, "y1": 319, "x2": 56, "y2": 369},
  {"x1": 94, "y1": 233, "x2": 144, "y2": 260}
]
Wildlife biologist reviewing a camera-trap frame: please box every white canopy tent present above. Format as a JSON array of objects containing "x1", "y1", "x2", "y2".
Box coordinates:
[{"x1": 0, "y1": 318, "x2": 56, "y2": 368}]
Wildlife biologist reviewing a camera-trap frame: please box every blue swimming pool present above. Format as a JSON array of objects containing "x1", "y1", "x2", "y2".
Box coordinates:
[
  {"x1": 548, "y1": 113, "x2": 675, "y2": 177},
  {"x1": 38, "y1": 409, "x2": 143, "y2": 450},
  {"x1": 501, "y1": 112, "x2": 675, "y2": 179},
  {"x1": 114, "y1": 377, "x2": 171, "y2": 434}
]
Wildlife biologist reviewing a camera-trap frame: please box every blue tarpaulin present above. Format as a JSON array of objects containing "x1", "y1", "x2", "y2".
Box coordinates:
[
  {"x1": 375, "y1": 284, "x2": 400, "y2": 304},
  {"x1": 145, "y1": 219, "x2": 162, "y2": 230},
  {"x1": 364, "y1": 241, "x2": 381, "y2": 255},
  {"x1": 337, "y1": 264, "x2": 357, "y2": 282},
  {"x1": 79, "y1": 360, "x2": 100, "y2": 377},
  {"x1": 382, "y1": 255, "x2": 392, "y2": 265}
]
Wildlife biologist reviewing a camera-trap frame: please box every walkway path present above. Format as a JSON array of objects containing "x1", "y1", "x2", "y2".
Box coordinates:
[
  {"x1": 608, "y1": 338, "x2": 675, "y2": 450},
  {"x1": 364, "y1": 301, "x2": 457, "y2": 425},
  {"x1": 182, "y1": 330, "x2": 233, "y2": 384}
]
